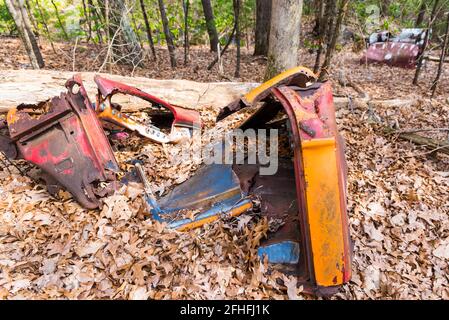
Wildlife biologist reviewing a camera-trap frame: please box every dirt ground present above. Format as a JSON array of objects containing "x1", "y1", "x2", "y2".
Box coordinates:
[{"x1": 0, "y1": 36, "x2": 448, "y2": 300}]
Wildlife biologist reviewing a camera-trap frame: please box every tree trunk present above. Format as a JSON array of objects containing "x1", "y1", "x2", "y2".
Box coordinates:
[
  {"x1": 81, "y1": 0, "x2": 92, "y2": 42},
  {"x1": 415, "y1": 1, "x2": 427, "y2": 27},
  {"x1": 414, "y1": 0, "x2": 440, "y2": 85},
  {"x1": 50, "y1": 0, "x2": 69, "y2": 41},
  {"x1": 313, "y1": 0, "x2": 326, "y2": 73},
  {"x1": 130, "y1": 5, "x2": 144, "y2": 50},
  {"x1": 183, "y1": 0, "x2": 190, "y2": 65},
  {"x1": 234, "y1": 0, "x2": 241, "y2": 78},
  {"x1": 24, "y1": 0, "x2": 38, "y2": 35},
  {"x1": 35, "y1": 0, "x2": 56, "y2": 53},
  {"x1": 201, "y1": 0, "x2": 219, "y2": 52},
  {"x1": 254, "y1": 0, "x2": 271, "y2": 56},
  {"x1": 207, "y1": 21, "x2": 237, "y2": 70},
  {"x1": 431, "y1": 12, "x2": 449, "y2": 97},
  {"x1": 319, "y1": 0, "x2": 349, "y2": 81},
  {"x1": 158, "y1": 0, "x2": 177, "y2": 68},
  {"x1": 380, "y1": 0, "x2": 390, "y2": 17},
  {"x1": 104, "y1": 0, "x2": 143, "y2": 66},
  {"x1": 89, "y1": 0, "x2": 105, "y2": 43},
  {"x1": 17, "y1": 0, "x2": 43, "y2": 64},
  {"x1": 139, "y1": 0, "x2": 156, "y2": 60},
  {"x1": 323, "y1": 0, "x2": 337, "y2": 49},
  {"x1": 104, "y1": 0, "x2": 112, "y2": 72},
  {"x1": 265, "y1": 0, "x2": 303, "y2": 80},
  {"x1": 5, "y1": 0, "x2": 44, "y2": 69},
  {"x1": 312, "y1": 0, "x2": 324, "y2": 36}
]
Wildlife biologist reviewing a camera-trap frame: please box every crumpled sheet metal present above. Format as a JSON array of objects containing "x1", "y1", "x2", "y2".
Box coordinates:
[
  {"x1": 270, "y1": 83, "x2": 351, "y2": 290},
  {"x1": 171, "y1": 66, "x2": 351, "y2": 295},
  {"x1": 216, "y1": 66, "x2": 317, "y2": 121},
  {"x1": 156, "y1": 164, "x2": 252, "y2": 231},
  {"x1": 0, "y1": 73, "x2": 202, "y2": 209},
  {"x1": 94, "y1": 75, "x2": 201, "y2": 144},
  {"x1": 5, "y1": 74, "x2": 119, "y2": 209}
]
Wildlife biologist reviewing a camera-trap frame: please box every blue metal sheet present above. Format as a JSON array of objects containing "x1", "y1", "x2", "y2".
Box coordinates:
[
  {"x1": 143, "y1": 164, "x2": 251, "y2": 230},
  {"x1": 167, "y1": 198, "x2": 251, "y2": 229},
  {"x1": 258, "y1": 241, "x2": 300, "y2": 264}
]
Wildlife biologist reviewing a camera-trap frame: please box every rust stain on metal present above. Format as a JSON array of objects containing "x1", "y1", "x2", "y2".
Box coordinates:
[
  {"x1": 94, "y1": 75, "x2": 201, "y2": 144},
  {"x1": 5, "y1": 74, "x2": 120, "y2": 209},
  {"x1": 362, "y1": 29, "x2": 429, "y2": 68}
]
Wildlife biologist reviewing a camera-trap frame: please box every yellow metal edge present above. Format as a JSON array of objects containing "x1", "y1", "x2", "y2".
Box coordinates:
[
  {"x1": 243, "y1": 66, "x2": 317, "y2": 104},
  {"x1": 176, "y1": 202, "x2": 252, "y2": 232},
  {"x1": 301, "y1": 138, "x2": 347, "y2": 287}
]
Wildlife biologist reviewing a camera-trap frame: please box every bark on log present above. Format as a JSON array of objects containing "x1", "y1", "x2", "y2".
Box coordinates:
[
  {"x1": 424, "y1": 55, "x2": 449, "y2": 63},
  {"x1": 384, "y1": 127, "x2": 449, "y2": 156},
  {"x1": 0, "y1": 70, "x2": 259, "y2": 113},
  {"x1": 0, "y1": 70, "x2": 418, "y2": 114},
  {"x1": 332, "y1": 97, "x2": 417, "y2": 110}
]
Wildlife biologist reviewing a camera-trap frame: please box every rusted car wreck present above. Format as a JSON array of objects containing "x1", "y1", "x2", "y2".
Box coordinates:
[
  {"x1": 361, "y1": 28, "x2": 429, "y2": 68},
  {"x1": 0, "y1": 67, "x2": 352, "y2": 296}
]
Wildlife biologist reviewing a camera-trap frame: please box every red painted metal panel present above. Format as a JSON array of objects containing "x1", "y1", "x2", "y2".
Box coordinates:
[
  {"x1": 94, "y1": 75, "x2": 201, "y2": 129},
  {"x1": 6, "y1": 74, "x2": 119, "y2": 209},
  {"x1": 362, "y1": 42, "x2": 421, "y2": 68}
]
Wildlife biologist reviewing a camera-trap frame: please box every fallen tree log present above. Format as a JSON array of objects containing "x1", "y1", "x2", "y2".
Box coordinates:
[
  {"x1": 0, "y1": 70, "x2": 259, "y2": 113},
  {"x1": 423, "y1": 55, "x2": 449, "y2": 63},
  {"x1": 384, "y1": 127, "x2": 449, "y2": 156},
  {"x1": 332, "y1": 96, "x2": 418, "y2": 110},
  {"x1": 0, "y1": 70, "x2": 418, "y2": 114}
]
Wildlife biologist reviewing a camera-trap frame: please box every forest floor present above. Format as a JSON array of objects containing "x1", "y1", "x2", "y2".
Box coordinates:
[{"x1": 0, "y1": 36, "x2": 449, "y2": 300}]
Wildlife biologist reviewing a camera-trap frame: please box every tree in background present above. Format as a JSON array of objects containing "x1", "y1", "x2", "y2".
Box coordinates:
[
  {"x1": 24, "y1": 0, "x2": 38, "y2": 34},
  {"x1": 313, "y1": 0, "x2": 327, "y2": 73},
  {"x1": 81, "y1": 0, "x2": 92, "y2": 42},
  {"x1": 233, "y1": 0, "x2": 241, "y2": 77},
  {"x1": 415, "y1": 0, "x2": 427, "y2": 27},
  {"x1": 414, "y1": 0, "x2": 441, "y2": 85},
  {"x1": 254, "y1": 0, "x2": 271, "y2": 56},
  {"x1": 319, "y1": 0, "x2": 350, "y2": 81},
  {"x1": 265, "y1": 0, "x2": 303, "y2": 80},
  {"x1": 158, "y1": 0, "x2": 176, "y2": 68},
  {"x1": 183, "y1": 0, "x2": 190, "y2": 65},
  {"x1": 312, "y1": 0, "x2": 324, "y2": 36},
  {"x1": 88, "y1": 0, "x2": 105, "y2": 44},
  {"x1": 104, "y1": 0, "x2": 143, "y2": 67},
  {"x1": 139, "y1": 0, "x2": 156, "y2": 60},
  {"x1": 380, "y1": 0, "x2": 390, "y2": 17},
  {"x1": 34, "y1": 0, "x2": 56, "y2": 53},
  {"x1": 431, "y1": 11, "x2": 449, "y2": 97},
  {"x1": 5, "y1": 0, "x2": 44, "y2": 69},
  {"x1": 50, "y1": 0, "x2": 68, "y2": 40},
  {"x1": 201, "y1": 0, "x2": 218, "y2": 52}
]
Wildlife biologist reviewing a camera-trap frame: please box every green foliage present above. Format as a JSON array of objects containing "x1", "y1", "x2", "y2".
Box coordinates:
[
  {"x1": 2, "y1": 0, "x2": 448, "y2": 48},
  {"x1": 0, "y1": 1, "x2": 15, "y2": 35}
]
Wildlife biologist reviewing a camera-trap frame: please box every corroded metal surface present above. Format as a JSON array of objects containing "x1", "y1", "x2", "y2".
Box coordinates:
[
  {"x1": 362, "y1": 29, "x2": 428, "y2": 68},
  {"x1": 216, "y1": 68, "x2": 351, "y2": 295},
  {"x1": 94, "y1": 75, "x2": 201, "y2": 144},
  {"x1": 5, "y1": 74, "x2": 119, "y2": 209}
]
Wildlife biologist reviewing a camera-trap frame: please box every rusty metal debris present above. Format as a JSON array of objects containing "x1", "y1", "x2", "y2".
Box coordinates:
[
  {"x1": 0, "y1": 74, "x2": 201, "y2": 209},
  {"x1": 156, "y1": 67, "x2": 352, "y2": 295},
  {"x1": 94, "y1": 75, "x2": 201, "y2": 144},
  {"x1": 2, "y1": 75, "x2": 120, "y2": 209},
  {"x1": 362, "y1": 28, "x2": 429, "y2": 68},
  {"x1": 0, "y1": 67, "x2": 351, "y2": 296}
]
